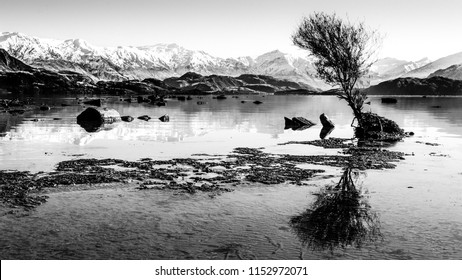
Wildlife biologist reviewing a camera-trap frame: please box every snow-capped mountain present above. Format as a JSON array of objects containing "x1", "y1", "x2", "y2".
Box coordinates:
[
  {"x1": 369, "y1": 57, "x2": 431, "y2": 80},
  {"x1": 403, "y1": 51, "x2": 462, "y2": 78},
  {"x1": 3, "y1": 31, "x2": 453, "y2": 90},
  {"x1": 0, "y1": 32, "x2": 326, "y2": 88}
]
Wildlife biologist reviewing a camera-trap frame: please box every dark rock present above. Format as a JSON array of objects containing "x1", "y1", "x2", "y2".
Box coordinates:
[
  {"x1": 253, "y1": 100, "x2": 263, "y2": 104},
  {"x1": 357, "y1": 112, "x2": 405, "y2": 141},
  {"x1": 159, "y1": 114, "x2": 169, "y2": 122},
  {"x1": 77, "y1": 107, "x2": 121, "y2": 132},
  {"x1": 216, "y1": 95, "x2": 227, "y2": 100},
  {"x1": 177, "y1": 96, "x2": 186, "y2": 101},
  {"x1": 39, "y1": 105, "x2": 51, "y2": 111},
  {"x1": 121, "y1": 116, "x2": 134, "y2": 122},
  {"x1": 285, "y1": 116, "x2": 315, "y2": 131},
  {"x1": 284, "y1": 117, "x2": 293, "y2": 129},
  {"x1": 138, "y1": 115, "x2": 151, "y2": 121},
  {"x1": 197, "y1": 101, "x2": 206, "y2": 105},
  {"x1": 156, "y1": 101, "x2": 166, "y2": 106},
  {"x1": 186, "y1": 96, "x2": 193, "y2": 100},
  {"x1": 381, "y1": 97, "x2": 397, "y2": 104},
  {"x1": 320, "y1": 113, "x2": 335, "y2": 128}
]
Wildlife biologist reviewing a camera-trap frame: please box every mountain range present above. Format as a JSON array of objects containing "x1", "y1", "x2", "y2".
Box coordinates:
[{"x1": 2, "y1": 31, "x2": 462, "y2": 94}]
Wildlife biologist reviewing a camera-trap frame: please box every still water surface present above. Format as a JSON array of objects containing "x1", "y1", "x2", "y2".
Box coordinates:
[{"x1": 1, "y1": 95, "x2": 461, "y2": 259}]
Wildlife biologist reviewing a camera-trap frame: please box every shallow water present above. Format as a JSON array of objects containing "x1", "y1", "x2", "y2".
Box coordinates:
[{"x1": 1, "y1": 95, "x2": 462, "y2": 259}]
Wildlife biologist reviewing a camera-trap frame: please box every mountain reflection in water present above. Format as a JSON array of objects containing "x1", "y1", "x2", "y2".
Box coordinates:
[{"x1": 290, "y1": 168, "x2": 382, "y2": 251}]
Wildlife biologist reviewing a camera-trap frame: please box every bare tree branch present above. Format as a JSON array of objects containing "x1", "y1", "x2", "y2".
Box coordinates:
[{"x1": 292, "y1": 12, "x2": 381, "y2": 128}]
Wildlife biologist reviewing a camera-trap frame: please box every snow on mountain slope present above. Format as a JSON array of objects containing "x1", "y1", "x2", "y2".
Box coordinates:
[
  {"x1": 367, "y1": 57, "x2": 431, "y2": 85},
  {"x1": 0, "y1": 32, "x2": 324, "y2": 89},
  {"x1": 403, "y1": 51, "x2": 462, "y2": 78}
]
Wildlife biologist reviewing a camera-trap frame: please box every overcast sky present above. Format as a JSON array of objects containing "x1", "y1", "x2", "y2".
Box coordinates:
[{"x1": 2, "y1": 0, "x2": 461, "y2": 61}]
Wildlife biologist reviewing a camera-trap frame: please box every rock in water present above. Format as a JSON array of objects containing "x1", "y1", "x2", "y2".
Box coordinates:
[
  {"x1": 83, "y1": 99, "x2": 102, "y2": 107},
  {"x1": 138, "y1": 115, "x2": 151, "y2": 121},
  {"x1": 320, "y1": 113, "x2": 335, "y2": 128},
  {"x1": 159, "y1": 114, "x2": 170, "y2": 122},
  {"x1": 292, "y1": 117, "x2": 315, "y2": 128},
  {"x1": 253, "y1": 100, "x2": 263, "y2": 104},
  {"x1": 358, "y1": 112, "x2": 405, "y2": 141},
  {"x1": 77, "y1": 107, "x2": 121, "y2": 132},
  {"x1": 284, "y1": 117, "x2": 293, "y2": 129},
  {"x1": 39, "y1": 105, "x2": 50, "y2": 111},
  {"x1": 381, "y1": 97, "x2": 397, "y2": 104},
  {"x1": 121, "y1": 116, "x2": 134, "y2": 122},
  {"x1": 284, "y1": 116, "x2": 315, "y2": 131}
]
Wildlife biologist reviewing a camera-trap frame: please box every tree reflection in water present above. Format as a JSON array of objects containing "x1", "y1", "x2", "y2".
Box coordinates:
[{"x1": 290, "y1": 168, "x2": 382, "y2": 251}]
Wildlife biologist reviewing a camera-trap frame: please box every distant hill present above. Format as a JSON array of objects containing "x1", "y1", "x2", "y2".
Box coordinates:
[
  {"x1": 365, "y1": 76, "x2": 462, "y2": 96},
  {"x1": 5, "y1": 31, "x2": 450, "y2": 91},
  {"x1": 1, "y1": 48, "x2": 313, "y2": 95},
  {"x1": 0, "y1": 32, "x2": 329, "y2": 90},
  {"x1": 403, "y1": 52, "x2": 462, "y2": 78},
  {"x1": 429, "y1": 64, "x2": 462, "y2": 80}
]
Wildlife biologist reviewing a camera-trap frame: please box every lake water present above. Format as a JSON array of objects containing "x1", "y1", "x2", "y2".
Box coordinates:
[{"x1": 1, "y1": 95, "x2": 462, "y2": 259}]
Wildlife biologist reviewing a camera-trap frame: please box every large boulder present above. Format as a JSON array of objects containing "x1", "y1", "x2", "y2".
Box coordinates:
[
  {"x1": 357, "y1": 112, "x2": 405, "y2": 141},
  {"x1": 76, "y1": 107, "x2": 121, "y2": 132}
]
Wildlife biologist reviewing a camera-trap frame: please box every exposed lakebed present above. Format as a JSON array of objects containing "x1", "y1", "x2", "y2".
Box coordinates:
[{"x1": 1, "y1": 95, "x2": 462, "y2": 259}]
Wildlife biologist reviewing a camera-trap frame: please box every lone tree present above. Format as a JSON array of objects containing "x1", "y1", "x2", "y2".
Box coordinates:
[{"x1": 292, "y1": 12, "x2": 379, "y2": 131}]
